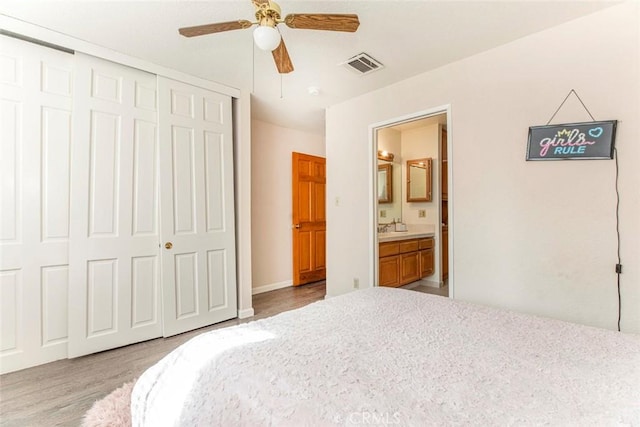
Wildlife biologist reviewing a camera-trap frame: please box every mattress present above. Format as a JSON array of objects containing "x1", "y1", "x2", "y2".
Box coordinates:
[{"x1": 132, "y1": 287, "x2": 640, "y2": 426}]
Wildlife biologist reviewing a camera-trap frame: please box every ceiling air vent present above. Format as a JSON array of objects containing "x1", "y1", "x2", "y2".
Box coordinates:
[{"x1": 341, "y1": 53, "x2": 384, "y2": 75}]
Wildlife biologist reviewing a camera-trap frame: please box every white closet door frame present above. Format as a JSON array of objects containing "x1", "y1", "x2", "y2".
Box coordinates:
[
  {"x1": 68, "y1": 53, "x2": 161, "y2": 357},
  {"x1": 158, "y1": 77, "x2": 237, "y2": 337},
  {"x1": 0, "y1": 36, "x2": 73, "y2": 374}
]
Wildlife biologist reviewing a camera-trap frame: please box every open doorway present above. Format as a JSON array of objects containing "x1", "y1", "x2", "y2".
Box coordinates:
[{"x1": 372, "y1": 108, "x2": 452, "y2": 298}]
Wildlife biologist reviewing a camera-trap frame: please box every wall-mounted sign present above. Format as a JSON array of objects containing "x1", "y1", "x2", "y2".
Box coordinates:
[{"x1": 526, "y1": 120, "x2": 617, "y2": 161}]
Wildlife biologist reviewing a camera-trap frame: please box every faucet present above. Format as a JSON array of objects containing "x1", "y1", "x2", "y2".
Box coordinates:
[{"x1": 378, "y1": 223, "x2": 393, "y2": 233}]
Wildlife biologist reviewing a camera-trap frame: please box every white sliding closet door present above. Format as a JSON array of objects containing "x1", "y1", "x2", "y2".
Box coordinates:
[
  {"x1": 0, "y1": 36, "x2": 73, "y2": 374},
  {"x1": 158, "y1": 77, "x2": 237, "y2": 337},
  {"x1": 68, "y1": 54, "x2": 161, "y2": 357}
]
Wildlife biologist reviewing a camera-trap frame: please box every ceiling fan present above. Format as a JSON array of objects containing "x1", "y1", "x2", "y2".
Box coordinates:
[{"x1": 178, "y1": 0, "x2": 360, "y2": 74}]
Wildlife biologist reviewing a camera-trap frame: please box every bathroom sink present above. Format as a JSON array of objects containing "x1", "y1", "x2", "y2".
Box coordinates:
[
  {"x1": 378, "y1": 230, "x2": 408, "y2": 236},
  {"x1": 378, "y1": 223, "x2": 408, "y2": 233}
]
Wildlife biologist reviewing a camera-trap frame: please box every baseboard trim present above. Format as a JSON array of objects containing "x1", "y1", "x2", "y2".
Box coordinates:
[
  {"x1": 238, "y1": 308, "x2": 254, "y2": 319},
  {"x1": 252, "y1": 280, "x2": 293, "y2": 295}
]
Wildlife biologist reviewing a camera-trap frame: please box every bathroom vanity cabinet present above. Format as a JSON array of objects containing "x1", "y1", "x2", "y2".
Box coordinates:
[{"x1": 379, "y1": 237, "x2": 434, "y2": 287}]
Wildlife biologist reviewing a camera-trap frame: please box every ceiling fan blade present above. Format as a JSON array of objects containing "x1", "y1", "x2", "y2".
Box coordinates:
[
  {"x1": 272, "y1": 38, "x2": 294, "y2": 74},
  {"x1": 178, "y1": 20, "x2": 253, "y2": 37},
  {"x1": 284, "y1": 14, "x2": 360, "y2": 32}
]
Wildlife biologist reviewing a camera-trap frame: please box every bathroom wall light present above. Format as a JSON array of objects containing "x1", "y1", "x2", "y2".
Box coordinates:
[{"x1": 377, "y1": 150, "x2": 394, "y2": 162}]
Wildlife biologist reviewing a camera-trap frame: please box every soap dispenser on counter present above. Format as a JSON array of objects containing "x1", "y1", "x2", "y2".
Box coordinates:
[{"x1": 394, "y1": 219, "x2": 408, "y2": 232}]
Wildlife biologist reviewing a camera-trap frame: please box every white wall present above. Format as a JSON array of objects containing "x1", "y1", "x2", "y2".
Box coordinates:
[
  {"x1": 326, "y1": 2, "x2": 640, "y2": 333},
  {"x1": 251, "y1": 119, "x2": 325, "y2": 293}
]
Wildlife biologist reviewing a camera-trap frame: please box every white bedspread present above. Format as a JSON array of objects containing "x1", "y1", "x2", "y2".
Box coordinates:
[{"x1": 132, "y1": 287, "x2": 640, "y2": 426}]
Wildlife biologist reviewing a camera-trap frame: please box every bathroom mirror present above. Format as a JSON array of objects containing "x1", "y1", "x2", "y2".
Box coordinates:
[
  {"x1": 378, "y1": 163, "x2": 393, "y2": 203},
  {"x1": 406, "y1": 158, "x2": 433, "y2": 202}
]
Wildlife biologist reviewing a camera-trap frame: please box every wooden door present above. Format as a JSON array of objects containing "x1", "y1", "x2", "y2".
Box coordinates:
[
  {"x1": 441, "y1": 126, "x2": 449, "y2": 281},
  {"x1": 441, "y1": 158, "x2": 448, "y2": 201},
  {"x1": 68, "y1": 54, "x2": 162, "y2": 357},
  {"x1": 442, "y1": 226, "x2": 449, "y2": 280},
  {"x1": 0, "y1": 36, "x2": 73, "y2": 373},
  {"x1": 158, "y1": 77, "x2": 237, "y2": 337},
  {"x1": 292, "y1": 153, "x2": 326, "y2": 286}
]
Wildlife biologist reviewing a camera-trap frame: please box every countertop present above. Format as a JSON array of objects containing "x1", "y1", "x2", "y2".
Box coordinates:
[{"x1": 378, "y1": 224, "x2": 435, "y2": 243}]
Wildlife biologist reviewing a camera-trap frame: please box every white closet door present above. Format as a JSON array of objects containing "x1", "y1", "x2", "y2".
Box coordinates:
[
  {"x1": 158, "y1": 77, "x2": 237, "y2": 337},
  {"x1": 68, "y1": 54, "x2": 161, "y2": 357},
  {"x1": 0, "y1": 36, "x2": 73, "y2": 374}
]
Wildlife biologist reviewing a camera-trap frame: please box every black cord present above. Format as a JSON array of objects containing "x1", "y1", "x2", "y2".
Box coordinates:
[{"x1": 614, "y1": 147, "x2": 621, "y2": 332}]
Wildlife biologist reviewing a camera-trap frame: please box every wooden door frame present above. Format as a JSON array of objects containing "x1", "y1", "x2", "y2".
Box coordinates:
[{"x1": 368, "y1": 105, "x2": 454, "y2": 298}]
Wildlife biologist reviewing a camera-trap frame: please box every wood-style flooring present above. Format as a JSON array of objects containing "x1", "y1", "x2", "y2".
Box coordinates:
[
  {"x1": 0, "y1": 281, "x2": 326, "y2": 427},
  {"x1": 402, "y1": 281, "x2": 449, "y2": 298}
]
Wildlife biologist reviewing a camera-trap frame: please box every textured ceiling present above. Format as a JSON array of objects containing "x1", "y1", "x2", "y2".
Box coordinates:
[{"x1": 0, "y1": 1, "x2": 618, "y2": 135}]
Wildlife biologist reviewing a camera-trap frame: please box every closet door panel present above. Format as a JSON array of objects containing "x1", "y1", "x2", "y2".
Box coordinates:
[
  {"x1": 0, "y1": 35, "x2": 72, "y2": 374},
  {"x1": 131, "y1": 255, "x2": 159, "y2": 327},
  {"x1": 171, "y1": 126, "x2": 197, "y2": 234},
  {"x1": 41, "y1": 107, "x2": 72, "y2": 240},
  {"x1": 0, "y1": 270, "x2": 20, "y2": 353},
  {"x1": 132, "y1": 119, "x2": 158, "y2": 236},
  {"x1": 204, "y1": 131, "x2": 225, "y2": 231},
  {"x1": 0, "y1": 99, "x2": 20, "y2": 243},
  {"x1": 159, "y1": 77, "x2": 237, "y2": 337},
  {"x1": 88, "y1": 110, "x2": 120, "y2": 236},
  {"x1": 41, "y1": 265, "x2": 69, "y2": 345},
  {"x1": 68, "y1": 53, "x2": 161, "y2": 357}
]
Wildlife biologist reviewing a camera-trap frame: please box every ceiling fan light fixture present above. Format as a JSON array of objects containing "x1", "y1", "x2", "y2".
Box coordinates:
[
  {"x1": 178, "y1": 1, "x2": 361, "y2": 74},
  {"x1": 253, "y1": 25, "x2": 281, "y2": 51}
]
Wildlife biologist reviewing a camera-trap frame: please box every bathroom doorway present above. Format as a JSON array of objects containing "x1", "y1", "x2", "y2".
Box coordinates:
[{"x1": 371, "y1": 107, "x2": 452, "y2": 298}]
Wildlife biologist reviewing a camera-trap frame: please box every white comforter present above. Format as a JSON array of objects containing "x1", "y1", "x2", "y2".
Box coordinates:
[{"x1": 132, "y1": 287, "x2": 640, "y2": 426}]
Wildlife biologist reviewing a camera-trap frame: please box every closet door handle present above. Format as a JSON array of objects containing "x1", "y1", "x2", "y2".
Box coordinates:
[
  {"x1": 294, "y1": 224, "x2": 301, "y2": 229},
  {"x1": 165, "y1": 242, "x2": 173, "y2": 250}
]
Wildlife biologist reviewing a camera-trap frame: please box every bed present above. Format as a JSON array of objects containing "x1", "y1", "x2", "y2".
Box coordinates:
[{"x1": 131, "y1": 287, "x2": 640, "y2": 426}]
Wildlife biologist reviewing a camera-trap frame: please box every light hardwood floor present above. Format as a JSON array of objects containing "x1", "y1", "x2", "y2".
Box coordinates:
[
  {"x1": 0, "y1": 281, "x2": 326, "y2": 427},
  {"x1": 402, "y1": 281, "x2": 449, "y2": 297}
]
